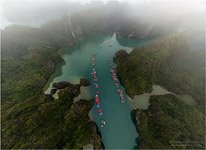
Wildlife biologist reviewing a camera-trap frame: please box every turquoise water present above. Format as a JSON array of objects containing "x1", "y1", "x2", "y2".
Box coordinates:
[{"x1": 44, "y1": 33, "x2": 151, "y2": 149}]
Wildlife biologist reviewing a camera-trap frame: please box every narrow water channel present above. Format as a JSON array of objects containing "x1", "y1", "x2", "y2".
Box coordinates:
[{"x1": 44, "y1": 33, "x2": 152, "y2": 149}]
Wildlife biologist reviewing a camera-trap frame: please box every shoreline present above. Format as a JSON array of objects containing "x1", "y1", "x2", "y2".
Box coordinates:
[
  {"x1": 42, "y1": 34, "x2": 110, "y2": 148},
  {"x1": 91, "y1": 121, "x2": 105, "y2": 149},
  {"x1": 43, "y1": 33, "x2": 147, "y2": 149},
  {"x1": 49, "y1": 81, "x2": 104, "y2": 149}
]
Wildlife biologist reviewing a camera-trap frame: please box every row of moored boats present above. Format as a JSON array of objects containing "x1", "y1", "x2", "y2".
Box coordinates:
[
  {"x1": 91, "y1": 53, "x2": 126, "y2": 127},
  {"x1": 91, "y1": 52, "x2": 106, "y2": 127},
  {"x1": 109, "y1": 58, "x2": 125, "y2": 103}
]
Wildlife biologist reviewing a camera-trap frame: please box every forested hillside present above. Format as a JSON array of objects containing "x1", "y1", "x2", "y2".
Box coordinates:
[
  {"x1": 115, "y1": 34, "x2": 205, "y2": 112},
  {"x1": 1, "y1": 25, "x2": 103, "y2": 147},
  {"x1": 1, "y1": 2, "x2": 205, "y2": 148},
  {"x1": 1, "y1": 8, "x2": 116, "y2": 148},
  {"x1": 135, "y1": 94, "x2": 205, "y2": 149},
  {"x1": 2, "y1": 81, "x2": 102, "y2": 149},
  {"x1": 115, "y1": 33, "x2": 205, "y2": 149}
]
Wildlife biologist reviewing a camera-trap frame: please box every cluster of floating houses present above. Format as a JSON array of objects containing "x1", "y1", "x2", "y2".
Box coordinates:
[
  {"x1": 109, "y1": 58, "x2": 125, "y2": 103},
  {"x1": 91, "y1": 52, "x2": 106, "y2": 127}
]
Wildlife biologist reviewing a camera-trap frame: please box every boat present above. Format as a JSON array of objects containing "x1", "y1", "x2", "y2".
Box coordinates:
[
  {"x1": 115, "y1": 83, "x2": 119, "y2": 87},
  {"x1": 100, "y1": 119, "x2": 106, "y2": 127},
  {"x1": 91, "y1": 52, "x2": 104, "y2": 122},
  {"x1": 98, "y1": 109, "x2": 102, "y2": 113},
  {"x1": 95, "y1": 99, "x2": 100, "y2": 105},
  {"x1": 95, "y1": 95, "x2": 100, "y2": 105},
  {"x1": 109, "y1": 60, "x2": 127, "y2": 104},
  {"x1": 94, "y1": 78, "x2": 98, "y2": 82},
  {"x1": 96, "y1": 104, "x2": 101, "y2": 108},
  {"x1": 121, "y1": 99, "x2": 125, "y2": 103},
  {"x1": 95, "y1": 84, "x2": 100, "y2": 88}
]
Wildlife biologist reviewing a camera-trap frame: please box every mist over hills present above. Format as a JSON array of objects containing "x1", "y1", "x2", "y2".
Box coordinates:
[
  {"x1": 1, "y1": 0, "x2": 205, "y2": 149},
  {"x1": 2, "y1": 0, "x2": 205, "y2": 57},
  {"x1": 2, "y1": 0, "x2": 205, "y2": 37}
]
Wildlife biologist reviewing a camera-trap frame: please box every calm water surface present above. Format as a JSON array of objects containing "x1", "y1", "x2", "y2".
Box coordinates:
[{"x1": 44, "y1": 33, "x2": 152, "y2": 149}]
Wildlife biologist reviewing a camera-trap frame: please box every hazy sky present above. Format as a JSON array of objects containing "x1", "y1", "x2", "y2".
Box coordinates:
[{"x1": 1, "y1": 0, "x2": 205, "y2": 29}]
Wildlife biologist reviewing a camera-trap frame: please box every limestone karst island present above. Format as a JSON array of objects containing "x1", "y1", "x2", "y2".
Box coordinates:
[{"x1": 1, "y1": 0, "x2": 205, "y2": 149}]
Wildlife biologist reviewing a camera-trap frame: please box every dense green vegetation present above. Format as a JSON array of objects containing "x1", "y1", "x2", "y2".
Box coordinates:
[
  {"x1": 1, "y1": 4, "x2": 123, "y2": 105},
  {"x1": 115, "y1": 33, "x2": 205, "y2": 149},
  {"x1": 135, "y1": 94, "x2": 205, "y2": 149},
  {"x1": 2, "y1": 82, "x2": 102, "y2": 149},
  {"x1": 115, "y1": 34, "x2": 205, "y2": 112},
  {"x1": 1, "y1": 11, "x2": 114, "y2": 148},
  {"x1": 1, "y1": 5, "x2": 124, "y2": 147},
  {"x1": 2, "y1": 41, "x2": 61, "y2": 102},
  {"x1": 2, "y1": 4, "x2": 205, "y2": 148},
  {"x1": 2, "y1": 5, "x2": 123, "y2": 146}
]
